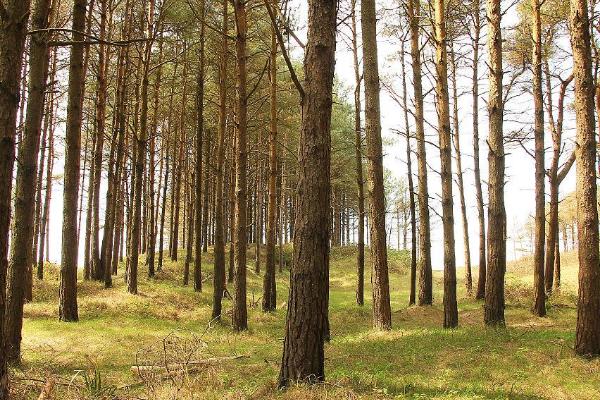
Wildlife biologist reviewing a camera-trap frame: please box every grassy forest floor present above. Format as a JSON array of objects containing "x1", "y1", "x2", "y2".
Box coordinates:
[{"x1": 10, "y1": 247, "x2": 600, "y2": 399}]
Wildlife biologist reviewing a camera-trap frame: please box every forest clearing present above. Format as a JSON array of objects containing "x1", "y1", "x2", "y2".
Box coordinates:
[
  {"x1": 9, "y1": 248, "x2": 600, "y2": 399},
  {"x1": 2, "y1": 0, "x2": 600, "y2": 398}
]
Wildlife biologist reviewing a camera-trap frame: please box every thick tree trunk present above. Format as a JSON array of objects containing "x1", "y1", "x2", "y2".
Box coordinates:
[
  {"x1": 407, "y1": 0, "x2": 432, "y2": 306},
  {"x1": 361, "y1": 0, "x2": 391, "y2": 330},
  {"x1": 60, "y1": 0, "x2": 88, "y2": 322},
  {"x1": 434, "y1": 0, "x2": 458, "y2": 328},
  {"x1": 484, "y1": 0, "x2": 506, "y2": 327},
  {"x1": 278, "y1": 0, "x2": 337, "y2": 386},
  {"x1": 570, "y1": 0, "x2": 600, "y2": 356},
  {"x1": 5, "y1": 0, "x2": 51, "y2": 363}
]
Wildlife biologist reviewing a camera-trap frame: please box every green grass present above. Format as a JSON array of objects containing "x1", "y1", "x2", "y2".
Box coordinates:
[{"x1": 10, "y1": 246, "x2": 600, "y2": 399}]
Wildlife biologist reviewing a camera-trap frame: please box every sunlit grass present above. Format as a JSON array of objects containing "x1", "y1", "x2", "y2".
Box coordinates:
[{"x1": 10, "y1": 246, "x2": 600, "y2": 399}]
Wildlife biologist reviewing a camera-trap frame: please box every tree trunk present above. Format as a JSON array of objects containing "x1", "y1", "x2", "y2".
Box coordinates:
[
  {"x1": 400, "y1": 29, "x2": 417, "y2": 306},
  {"x1": 278, "y1": 0, "x2": 337, "y2": 386},
  {"x1": 232, "y1": 0, "x2": 249, "y2": 331},
  {"x1": 194, "y1": 0, "x2": 206, "y2": 291},
  {"x1": 91, "y1": 0, "x2": 109, "y2": 282},
  {"x1": 129, "y1": 0, "x2": 156, "y2": 294},
  {"x1": 407, "y1": 0, "x2": 432, "y2": 306},
  {"x1": 434, "y1": 0, "x2": 458, "y2": 328},
  {"x1": 449, "y1": 43, "x2": 472, "y2": 295},
  {"x1": 570, "y1": 0, "x2": 600, "y2": 356},
  {"x1": 263, "y1": 14, "x2": 277, "y2": 312},
  {"x1": 59, "y1": 0, "x2": 88, "y2": 322},
  {"x1": 472, "y1": 0, "x2": 487, "y2": 301},
  {"x1": 5, "y1": 0, "x2": 51, "y2": 363},
  {"x1": 213, "y1": 0, "x2": 228, "y2": 320},
  {"x1": 531, "y1": 0, "x2": 546, "y2": 317},
  {"x1": 351, "y1": 0, "x2": 365, "y2": 307},
  {"x1": 484, "y1": 0, "x2": 506, "y2": 327},
  {"x1": 361, "y1": 0, "x2": 391, "y2": 330}
]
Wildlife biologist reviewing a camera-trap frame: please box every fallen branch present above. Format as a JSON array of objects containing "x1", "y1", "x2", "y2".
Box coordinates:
[{"x1": 131, "y1": 355, "x2": 246, "y2": 374}]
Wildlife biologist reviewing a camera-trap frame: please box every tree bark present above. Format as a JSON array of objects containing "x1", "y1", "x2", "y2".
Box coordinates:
[
  {"x1": 350, "y1": 0, "x2": 365, "y2": 307},
  {"x1": 531, "y1": 0, "x2": 546, "y2": 317},
  {"x1": 213, "y1": 0, "x2": 228, "y2": 320},
  {"x1": 484, "y1": 0, "x2": 506, "y2": 327},
  {"x1": 570, "y1": 0, "x2": 600, "y2": 356},
  {"x1": 400, "y1": 28, "x2": 417, "y2": 306},
  {"x1": 407, "y1": 0, "x2": 432, "y2": 306},
  {"x1": 263, "y1": 12, "x2": 277, "y2": 312},
  {"x1": 433, "y1": 0, "x2": 458, "y2": 328},
  {"x1": 232, "y1": 0, "x2": 249, "y2": 331},
  {"x1": 472, "y1": 0, "x2": 487, "y2": 301},
  {"x1": 278, "y1": 0, "x2": 337, "y2": 386},
  {"x1": 194, "y1": 0, "x2": 206, "y2": 292},
  {"x1": 449, "y1": 43, "x2": 472, "y2": 295},
  {"x1": 5, "y1": 0, "x2": 52, "y2": 362},
  {"x1": 361, "y1": 0, "x2": 392, "y2": 330}
]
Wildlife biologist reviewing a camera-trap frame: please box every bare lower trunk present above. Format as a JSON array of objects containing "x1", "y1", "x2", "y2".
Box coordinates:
[
  {"x1": 361, "y1": 0, "x2": 391, "y2": 330},
  {"x1": 5, "y1": 0, "x2": 52, "y2": 362},
  {"x1": 232, "y1": 0, "x2": 249, "y2": 331},
  {"x1": 570, "y1": 0, "x2": 600, "y2": 356},
  {"x1": 278, "y1": 0, "x2": 337, "y2": 386},
  {"x1": 59, "y1": 0, "x2": 88, "y2": 322},
  {"x1": 0, "y1": 0, "x2": 31, "y2": 385},
  {"x1": 484, "y1": 0, "x2": 506, "y2": 327},
  {"x1": 434, "y1": 0, "x2": 458, "y2": 328},
  {"x1": 408, "y1": 0, "x2": 432, "y2": 306}
]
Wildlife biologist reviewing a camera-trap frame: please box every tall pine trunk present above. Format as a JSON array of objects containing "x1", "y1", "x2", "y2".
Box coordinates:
[
  {"x1": 5, "y1": 0, "x2": 52, "y2": 362},
  {"x1": 484, "y1": 0, "x2": 506, "y2": 327},
  {"x1": 531, "y1": 0, "x2": 546, "y2": 317},
  {"x1": 232, "y1": 0, "x2": 249, "y2": 331},
  {"x1": 361, "y1": 0, "x2": 391, "y2": 330},
  {"x1": 408, "y1": 0, "x2": 432, "y2": 306},
  {"x1": 278, "y1": 0, "x2": 337, "y2": 386},
  {"x1": 570, "y1": 0, "x2": 600, "y2": 356}
]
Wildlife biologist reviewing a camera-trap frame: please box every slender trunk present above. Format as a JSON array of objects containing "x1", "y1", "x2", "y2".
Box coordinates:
[
  {"x1": 351, "y1": 0, "x2": 365, "y2": 307},
  {"x1": 194, "y1": 1, "x2": 206, "y2": 291},
  {"x1": 361, "y1": 0, "x2": 391, "y2": 330},
  {"x1": 408, "y1": 0, "x2": 432, "y2": 306},
  {"x1": 232, "y1": 0, "x2": 249, "y2": 331},
  {"x1": 400, "y1": 30, "x2": 417, "y2": 306},
  {"x1": 531, "y1": 0, "x2": 546, "y2": 317},
  {"x1": 449, "y1": 43, "x2": 472, "y2": 294},
  {"x1": 263, "y1": 16, "x2": 277, "y2": 312},
  {"x1": 472, "y1": 0, "x2": 487, "y2": 301},
  {"x1": 213, "y1": 0, "x2": 228, "y2": 319},
  {"x1": 434, "y1": 0, "x2": 458, "y2": 328}
]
